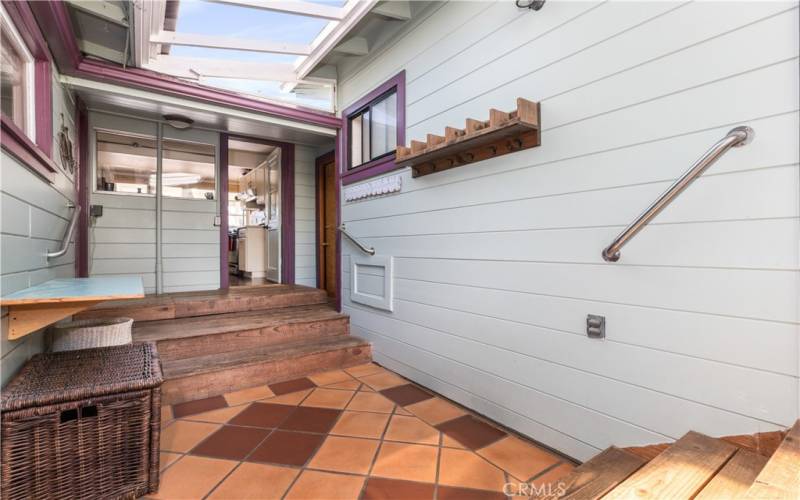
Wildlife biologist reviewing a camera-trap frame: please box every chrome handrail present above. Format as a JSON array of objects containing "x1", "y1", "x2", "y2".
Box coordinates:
[
  {"x1": 47, "y1": 203, "x2": 81, "y2": 260},
  {"x1": 338, "y1": 224, "x2": 375, "y2": 255},
  {"x1": 602, "y1": 126, "x2": 754, "y2": 262}
]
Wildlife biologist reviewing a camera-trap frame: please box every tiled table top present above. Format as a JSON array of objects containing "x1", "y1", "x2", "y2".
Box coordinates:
[{"x1": 153, "y1": 363, "x2": 575, "y2": 499}]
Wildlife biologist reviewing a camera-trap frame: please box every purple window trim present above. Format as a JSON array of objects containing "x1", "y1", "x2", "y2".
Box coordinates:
[
  {"x1": 1, "y1": 115, "x2": 57, "y2": 182},
  {"x1": 219, "y1": 134, "x2": 230, "y2": 289},
  {"x1": 340, "y1": 71, "x2": 406, "y2": 186},
  {"x1": 76, "y1": 97, "x2": 89, "y2": 278},
  {"x1": 3, "y1": 1, "x2": 54, "y2": 158}
]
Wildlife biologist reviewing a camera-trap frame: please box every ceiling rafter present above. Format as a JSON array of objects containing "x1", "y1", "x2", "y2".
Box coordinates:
[
  {"x1": 150, "y1": 31, "x2": 312, "y2": 56},
  {"x1": 207, "y1": 0, "x2": 345, "y2": 21},
  {"x1": 143, "y1": 55, "x2": 333, "y2": 84}
]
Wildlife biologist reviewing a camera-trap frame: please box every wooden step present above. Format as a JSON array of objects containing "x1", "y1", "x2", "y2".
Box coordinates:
[
  {"x1": 160, "y1": 336, "x2": 371, "y2": 404},
  {"x1": 604, "y1": 431, "x2": 737, "y2": 499},
  {"x1": 75, "y1": 284, "x2": 328, "y2": 322},
  {"x1": 695, "y1": 449, "x2": 767, "y2": 499},
  {"x1": 746, "y1": 420, "x2": 800, "y2": 499},
  {"x1": 541, "y1": 447, "x2": 645, "y2": 499},
  {"x1": 133, "y1": 304, "x2": 349, "y2": 361}
]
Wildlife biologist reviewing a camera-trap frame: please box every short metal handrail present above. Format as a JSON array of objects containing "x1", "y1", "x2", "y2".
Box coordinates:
[
  {"x1": 47, "y1": 203, "x2": 81, "y2": 260},
  {"x1": 602, "y1": 126, "x2": 754, "y2": 262},
  {"x1": 338, "y1": 224, "x2": 375, "y2": 255}
]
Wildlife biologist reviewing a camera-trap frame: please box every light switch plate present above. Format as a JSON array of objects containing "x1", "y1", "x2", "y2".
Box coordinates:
[{"x1": 586, "y1": 314, "x2": 605, "y2": 339}]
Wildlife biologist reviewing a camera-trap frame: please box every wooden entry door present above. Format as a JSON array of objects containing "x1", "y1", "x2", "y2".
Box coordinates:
[{"x1": 316, "y1": 153, "x2": 337, "y2": 298}]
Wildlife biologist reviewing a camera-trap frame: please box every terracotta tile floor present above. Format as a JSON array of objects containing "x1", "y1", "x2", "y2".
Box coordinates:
[{"x1": 154, "y1": 363, "x2": 576, "y2": 499}]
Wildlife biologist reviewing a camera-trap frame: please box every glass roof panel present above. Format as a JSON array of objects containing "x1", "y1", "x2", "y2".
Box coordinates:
[{"x1": 175, "y1": 1, "x2": 328, "y2": 44}]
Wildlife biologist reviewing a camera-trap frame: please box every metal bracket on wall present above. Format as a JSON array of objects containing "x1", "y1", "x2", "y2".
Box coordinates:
[{"x1": 587, "y1": 314, "x2": 605, "y2": 339}]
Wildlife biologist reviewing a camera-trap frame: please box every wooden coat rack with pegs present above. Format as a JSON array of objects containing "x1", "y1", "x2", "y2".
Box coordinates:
[{"x1": 396, "y1": 98, "x2": 541, "y2": 178}]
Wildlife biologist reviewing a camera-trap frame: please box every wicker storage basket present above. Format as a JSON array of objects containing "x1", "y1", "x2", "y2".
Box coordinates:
[
  {"x1": 1, "y1": 343, "x2": 163, "y2": 500},
  {"x1": 48, "y1": 317, "x2": 133, "y2": 352}
]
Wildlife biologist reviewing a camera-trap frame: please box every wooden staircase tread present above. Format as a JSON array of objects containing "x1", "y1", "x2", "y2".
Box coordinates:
[
  {"x1": 694, "y1": 448, "x2": 768, "y2": 499},
  {"x1": 604, "y1": 431, "x2": 737, "y2": 499},
  {"x1": 132, "y1": 304, "x2": 347, "y2": 342},
  {"x1": 746, "y1": 420, "x2": 800, "y2": 499},
  {"x1": 541, "y1": 446, "x2": 645, "y2": 499},
  {"x1": 75, "y1": 284, "x2": 327, "y2": 321},
  {"x1": 162, "y1": 335, "x2": 370, "y2": 379}
]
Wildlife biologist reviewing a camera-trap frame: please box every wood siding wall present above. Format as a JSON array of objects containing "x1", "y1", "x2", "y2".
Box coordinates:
[
  {"x1": 337, "y1": 1, "x2": 800, "y2": 461},
  {"x1": 1, "y1": 66, "x2": 77, "y2": 385},
  {"x1": 295, "y1": 145, "x2": 317, "y2": 287}
]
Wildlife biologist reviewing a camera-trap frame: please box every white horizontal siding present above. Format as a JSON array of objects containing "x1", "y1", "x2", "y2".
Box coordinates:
[
  {"x1": 1, "y1": 67, "x2": 78, "y2": 385},
  {"x1": 295, "y1": 145, "x2": 317, "y2": 287},
  {"x1": 337, "y1": 0, "x2": 800, "y2": 460}
]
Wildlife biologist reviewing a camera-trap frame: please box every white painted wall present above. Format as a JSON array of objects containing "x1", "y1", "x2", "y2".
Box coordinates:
[
  {"x1": 337, "y1": 1, "x2": 800, "y2": 461},
  {"x1": 1, "y1": 65, "x2": 77, "y2": 385},
  {"x1": 295, "y1": 145, "x2": 317, "y2": 287}
]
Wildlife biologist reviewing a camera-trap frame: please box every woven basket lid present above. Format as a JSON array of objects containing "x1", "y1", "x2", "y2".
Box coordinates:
[{"x1": 1, "y1": 343, "x2": 163, "y2": 412}]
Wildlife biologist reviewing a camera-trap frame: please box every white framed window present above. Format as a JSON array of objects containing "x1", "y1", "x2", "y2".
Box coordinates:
[{"x1": 0, "y1": 4, "x2": 36, "y2": 139}]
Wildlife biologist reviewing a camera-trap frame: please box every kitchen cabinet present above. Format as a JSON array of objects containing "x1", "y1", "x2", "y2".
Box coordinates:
[{"x1": 238, "y1": 226, "x2": 266, "y2": 278}]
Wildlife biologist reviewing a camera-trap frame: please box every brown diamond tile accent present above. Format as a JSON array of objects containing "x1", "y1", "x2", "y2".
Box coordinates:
[
  {"x1": 380, "y1": 384, "x2": 433, "y2": 407},
  {"x1": 331, "y1": 411, "x2": 391, "y2": 439},
  {"x1": 248, "y1": 430, "x2": 325, "y2": 467},
  {"x1": 207, "y1": 462, "x2": 299, "y2": 500},
  {"x1": 172, "y1": 395, "x2": 228, "y2": 418},
  {"x1": 307, "y1": 435, "x2": 380, "y2": 475},
  {"x1": 438, "y1": 448, "x2": 506, "y2": 492},
  {"x1": 269, "y1": 377, "x2": 316, "y2": 395},
  {"x1": 477, "y1": 435, "x2": 561, "y2": 481},
  {"x1": 406, "y1": 397, "x2": 467, "y2": 426},
  {"x1": 190, "y1": 425, "x2": 269, "y2": 461},
  {"x1": 150, "y1": 455, "x2": 237, "y2": 500},
  {"x1": 362, "y1": 477, "x2": 436, "y2": 500},
  {"x1": 371, "y1": 442, "x2": 439, "y2": 483},
  {"x1": 346, "y1": 392, "x2": 395, "y2": 414},
  {"x1": 438, "y1": 486, "x2": 507, "y2": 500},
  {"x1": 384, "y1": 415, "x2": 440, "y2": 445},
  {"x1": 264, "y1": 388, "x2": 313, "y2": 406},
  {"x1": 285, "y1": 470, "x2": 365, "y2": 500},
  {"x1": 279, "y1": 406, "x2": 341, "y2": 433},
  {"x1": 436, "y1": 415, "x2": 506, "y2": 450},
  {"x1": 161, "y1": 420, "x2": 221, "y2": 453},
  {"x1": 228, "y1": 402, "x2": 295, "y2": 428},
  {"x1": 300, "y1": 388, "x2": 355, "y2": 409}
]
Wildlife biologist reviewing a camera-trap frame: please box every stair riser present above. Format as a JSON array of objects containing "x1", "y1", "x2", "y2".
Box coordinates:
[
  {"x1": 152, "y1": 318, "x2": 351, "y2": 361},
  {"x1": 172, "y1": 291, "x2": 328, "y2": 319},
  {"x1": 77, "y1": 290, "x2": 328, "y2": 322},
  {"x1": 161, "y1": 344, "x2": 372, "y2": 405}
]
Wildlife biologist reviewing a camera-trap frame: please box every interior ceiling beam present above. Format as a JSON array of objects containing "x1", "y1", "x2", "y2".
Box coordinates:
[
  {"x1": 144, "y1": 56, "x2": 312, "y2": 83},
  {"x1": 332, "y1": 37, "x2": 369, "y2": 56},
  {"x1": 207, "y1": 0, "x2": 345, "y2": 21},
  {"x1": 150, "y1": 31, "x2": 312, "y2": 56},
  {"x1": 372, "y1": 1, "x2": 411, "y2": 20},
  {"x1": 66, "y1": 0, "x2": 128, "y2": 26}
]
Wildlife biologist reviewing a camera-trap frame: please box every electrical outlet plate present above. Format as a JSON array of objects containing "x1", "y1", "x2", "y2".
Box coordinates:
[{"x1": 586, "y1": 314, "x2": 605, "y2": 339}]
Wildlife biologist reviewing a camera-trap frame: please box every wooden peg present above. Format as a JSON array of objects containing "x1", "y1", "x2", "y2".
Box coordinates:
[
  {"x1": 445, "y1": 127, "x2": 465, "y2": 142},
  {"x1": 516, "y1": 98, "x2": 539, "y2": 126},
  {"x1": 411, "y1": 140, "x2": 427, "y2": 154},
  {"x1": 465, "y1": 118, "x2": 485, "y2": 134},
  {"x1": 427, "y1": 134, "x2": 445, "y2": 148},
  {"x1": 489, "y1": 109, "x2": 511, "y2": 127}
]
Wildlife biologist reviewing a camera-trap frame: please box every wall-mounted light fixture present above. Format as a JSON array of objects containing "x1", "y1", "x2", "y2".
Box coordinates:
[
  {"x1": 163, "y1": 114, "x2": 194, "y2": 130},
  {"x1": 516, "y1": 0, "x2": 545, "y2": 11}
]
